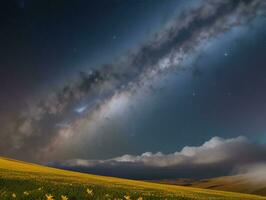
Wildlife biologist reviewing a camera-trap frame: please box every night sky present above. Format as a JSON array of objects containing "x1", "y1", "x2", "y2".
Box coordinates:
[{"x1": 1, "y1": 0, "x2": 266, "y2": 179}]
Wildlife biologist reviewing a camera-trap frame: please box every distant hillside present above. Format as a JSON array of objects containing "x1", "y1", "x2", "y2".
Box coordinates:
[{"x1": 153, "y1": 174, "x2": 266, "y2": 196}]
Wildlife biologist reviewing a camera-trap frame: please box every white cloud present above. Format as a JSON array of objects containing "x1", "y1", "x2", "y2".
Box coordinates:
[
  {"x1": 52, "y1": 136, "x2": 266, "y2": 179},
  {"x1": 100, "y1": 136, "x2": 251, "y2": 167}
]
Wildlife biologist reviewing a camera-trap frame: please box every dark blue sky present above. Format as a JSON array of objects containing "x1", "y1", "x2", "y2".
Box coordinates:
[{"x1": 0, "y1": 0, "x2": 180, "y2": 91}]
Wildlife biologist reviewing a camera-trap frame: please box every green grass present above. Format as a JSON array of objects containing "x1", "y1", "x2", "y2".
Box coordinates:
[{"x1": 0, "y1": 157, "x2": 265, "y2": 200}]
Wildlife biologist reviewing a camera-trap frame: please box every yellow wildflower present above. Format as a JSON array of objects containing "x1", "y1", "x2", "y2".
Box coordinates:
[
  {"x1": 137, "y1": 197, "x2": 143, "y2": 200},
  {"x1": 61, "y1": 195, "x2": 68, "y2": 200},
  {"x1": 23, "y1": 191, "x2": 29, "y2": 195},
  {"x1": 45, "y1": 194, "x2": 54, "y2": 200},
  {"x1": 124, "y1": 195, "x2": 131, "y2": 200},
  {"x1": 86, "y1": 188, "x2": 93, "y2": 196},
  {"x1": 12, "y1": 193, "x2": 16, "y2": 198}
]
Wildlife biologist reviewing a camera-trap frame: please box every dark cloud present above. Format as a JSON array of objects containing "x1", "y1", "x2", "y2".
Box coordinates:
[
  {"x1": 1, "y1": 0, "x2": 265, "y2": 162},
  {"x1": 51, "y1": 136, "x2": 266, "y2": 180}
]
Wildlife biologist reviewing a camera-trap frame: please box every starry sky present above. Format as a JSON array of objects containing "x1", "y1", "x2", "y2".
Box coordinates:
[{"x1": 1, "y1": 0, "x2": 266, "y2": 179}]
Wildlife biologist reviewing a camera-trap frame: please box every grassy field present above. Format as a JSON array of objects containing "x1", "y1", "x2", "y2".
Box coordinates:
[{"x1": 0, "y1": 157, "x2": 265, "y2": 200}]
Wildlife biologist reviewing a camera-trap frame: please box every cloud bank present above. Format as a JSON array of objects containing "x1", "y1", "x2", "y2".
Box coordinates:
[
  {"x1": 1, "y1": 0, "x2": 265, "y2": 162},
  {"x1": 51, "y1": 136, "x2": 266, "y2": 180}
]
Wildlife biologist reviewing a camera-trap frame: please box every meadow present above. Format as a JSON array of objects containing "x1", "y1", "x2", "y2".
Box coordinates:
[{"x1": 0, "y1": 157, "x2": 265, "y2": 200}]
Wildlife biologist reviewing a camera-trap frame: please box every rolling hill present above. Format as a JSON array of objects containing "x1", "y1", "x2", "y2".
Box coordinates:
[
  {"x1": 153, "y1": 175, "x2": 266, "y2": 196},
  {"x1": 0, "y1": 157, "x2": 265, "y2": 200}
]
